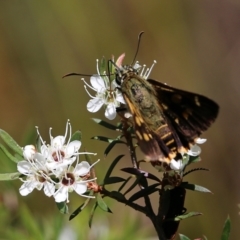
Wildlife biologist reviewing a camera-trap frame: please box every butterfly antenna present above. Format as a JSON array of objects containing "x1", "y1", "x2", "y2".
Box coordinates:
[
  {"x1": 62, "y1": 73, "x2": 94, "y2": 78},
  {"x1": 131, "y1": 31, "x2": 144, "y2": 66}
]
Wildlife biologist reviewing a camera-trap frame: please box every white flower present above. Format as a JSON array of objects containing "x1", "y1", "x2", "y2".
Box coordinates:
[
  {"x1": 17, "y1": 152, "x2": 55, "y2": 197},
  {"x1": 54, "y1": 160, "x2": 98, "y2": 203},
  {"x1": 170, "y1": 159, "x2": 184, "y2": 171},
  {"x1": 82, "y1": 58, "x2": 125, "y2": 120},
  {"x1": 169, "y1": 138, "x2": 207, "y2": 171},
  {"x1": 36, "y1": 121, "x2": 81, "y2": 173},
  {"x1": 187, "y1": 138, "x2": 206, "y2": 156},
  {"x1": 23, "y1": 145, "x2": 36, "y2": 160}
]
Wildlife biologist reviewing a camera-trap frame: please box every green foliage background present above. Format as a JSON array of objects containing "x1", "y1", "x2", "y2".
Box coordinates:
[{"x1": 0, "y1": 1, "x2": 239, "y2": 239}]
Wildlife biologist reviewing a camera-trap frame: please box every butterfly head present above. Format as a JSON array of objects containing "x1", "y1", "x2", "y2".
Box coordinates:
[{"x1": 114, "y1": 53, "x2": 156, "y2": 86}]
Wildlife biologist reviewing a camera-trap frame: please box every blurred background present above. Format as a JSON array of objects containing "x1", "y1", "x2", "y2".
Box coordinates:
[{"x1": 0, "y1": 0, "x2": 239, "y2": 239}]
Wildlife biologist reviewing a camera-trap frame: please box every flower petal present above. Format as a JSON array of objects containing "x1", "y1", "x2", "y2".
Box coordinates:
[
  {"x1": 66, "y1": 140, "x2": 81, "y2": 156},
  {"x1": 87, "y1": 98, "x2": 104, "y2": 113},
  {"x1": 74, "y1": 161, "x2": 90, "y2": 176},
  {"x1": 54, "y1": 186, "x2": 68, "y2": 202},
  {"x1": 188, "y1": 144, "x2": 201, "y2": 156},
  {"x1": 74, "y1": 182, "x2": 87, "y2": 195},
  {"x1": 170, "y1": 159, "x2": 184, "y2": 171},
  {"x1": 105, "y1": 103, "x2": 116, "y2": 120},
  {"x1": 19, "y1": 181, "x2": 38, "y2": 196},
  {"x1": 90, "y1": 75, "x2": 106, "y2": 91},
  {"x1": 52, "y1": 136, "x2": 65, "y2": 148},
  {"x1": 17, "y1": 161, "x2": 32, "y2": 174},
  {"x1": 116, "y1": 92, "x2": 125, "y2": 104},
  {"x1": 44, "y1": 182, "x2": 55, "y2": 197},
  {"x1": 195, "y1": 138, "x2": 207, "y2": 144}
]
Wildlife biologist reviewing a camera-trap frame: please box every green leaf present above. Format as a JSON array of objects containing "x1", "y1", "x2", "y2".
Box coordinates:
[
  {"x1": 0, "y1": 172, "x2": 21, "y2": 181},
  {"x1": 92, "y1": 118, "x2": 122, "y2": 131},
  {"x1": 188, "y1": 155, "x2": 201, "y2": 164},
  {"x1": 174, "y1": 211, "x2": 202, "y2": 221},
  {"x1": 0, "y1": 129, "x2": 22, "y2": 156},
  {"x1": 97, "y1": 193, "x2": 112, "y2": 213},
  {"x1": 104, "y1": 140, "x2": 126, "y2": 156},
  {"x1": 103, "y1": 176, "x2": 126, "y2": 185},
  {"x1": 128, "y1": 183, "x2": 160, "y2": 202},
  {"x1": 181, "y1": 183, "x2": 211, "y2": 193},
  {"x1": 123, "y1": 174, "x2": 144, "y2": 196},
  {"x1": 69, "y1": 203, "x2": 85, "y2": 220},
  {"x1": 99, "y1": 57, "x2": 106, "y2": 75},
  {"x1": 91, "y1": 136, "x2": 115, "y2": 143},
  {"x1": 89, "y1": 202, "x2": 98, "y2": 228},
  {"x1": 70, "y1": 130, "x2": 82, "y2": 141},
  {"x1": 179, "y1": 234, "x2": 191, "y2": 240},
  {"x1": 121, "y1": 167, "x2": 160, "y2": 182},
  {"x1": 36, "y1": 135, "x2": 41, "y2": 152},
  {"x1": 221, "y1": 216, "x2": 231, "y2": 240},
  {"x1": 69, "y1": 195, "x2": 92, "y2": 220},
  {"x1": 109, "y1": 191, "x2": 126, "y2": 201},
  {"x1": 56, "y1": 201, "x2": 68, "y2": 214},
  {"x1": 0, "y1": 144, "x2": 19, "y2": 163},
  {"x1": 104, "y1": 155, "x2": 124, "y2": 182}
]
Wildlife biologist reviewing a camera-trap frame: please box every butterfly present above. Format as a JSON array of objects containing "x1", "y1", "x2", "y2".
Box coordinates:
[{"x1": 115, "y1": 53, "x2": 219, "y2": 165}]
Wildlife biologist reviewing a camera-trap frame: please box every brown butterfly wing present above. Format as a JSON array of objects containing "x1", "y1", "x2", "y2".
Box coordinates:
[{"x1": 148, "y1": 79, "x2": 219, "y2": 148}]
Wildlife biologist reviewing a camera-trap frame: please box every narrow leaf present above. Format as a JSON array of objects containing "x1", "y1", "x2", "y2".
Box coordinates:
[
  {"x1": 0, "y1": 144, "x2": 19, "y2": 163},
  {"x1": 89, "y1": 202, "x2": 98, "y2": 228},
  {"x1": 121, "y1": 167, "x2": 161, "y2": 182},
  {"x1": 36, "y1": 135, "x2": 42, "y2": 152},
  {"x1": 70, "y1": 131, "x2": 82, "y2": 141},
  {"x1": 174, "y1": 211, "x2": 202, "y2": 221},
  {"x1": 69, "y1": 197, "x2": 92, "y2": 220},
  {"x1": 0, "y1": 172, "x2": 21, "y2": 181},
  {"x1": 188, "y1": 155, "x2": 201, "y2": 164},
  {"x1": 118, "y1": 176, "x2": 131, "y2": 192},
  {"x1": 104, "y1": 155, "x2": 124, "y2": 181},
  {"x1": 103, "y1": 176, "x2": 125, "y2": 185},
  {"x1": 56, "y1": 201, "x2": 68, "y2": 214},
  {"x1": 104, "y1": 140, "x2": 126, "y2": 156},
  {"x1": 97, "y1": 193, "x2": 112, "y2": 213},
  {"x1": 69, "y1": 203, "x2": 85, "y2": 220},
  {"x1": 91, "y1": 136, "x2": 115, "y2": 143},
  {"x1": 181, "y1": 183, "x2": 211, "y2": 193},
  {"x1": 0, "y1": 129, "x2": 22, "y2": 155},
  {"x1": 99, "y1": 57, "x2": 106, "y2": 75},
  {"x1": 92, "y1": 118, "x2": 121, "y2": 131},
  {"x1": 123, "y1": 174, "x2": 143, "y2": 196},
  {"x1": 109, "y1": 191, "x2": 126, "y2": 201},
  {"x1": 221, "y1": 216, "x2": 231, "y2": 240},
  {"x1": 128, "y1": 183, "x2": 160, "y2": 202}
]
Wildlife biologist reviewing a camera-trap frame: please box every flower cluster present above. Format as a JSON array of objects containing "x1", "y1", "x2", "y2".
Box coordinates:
[{"x1": 17, "y1": 120, "x2": 98, "y2": 203}]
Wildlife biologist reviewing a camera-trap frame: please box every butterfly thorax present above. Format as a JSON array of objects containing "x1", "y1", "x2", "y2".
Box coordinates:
[{"x1": 118, "y1": 67, "x2": 179, "y2": 162}]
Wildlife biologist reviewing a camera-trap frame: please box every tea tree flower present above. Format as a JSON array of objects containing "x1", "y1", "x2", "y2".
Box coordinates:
[
  {"x1": 18, "y1": 152, "x2": 55, "y2": 197},
  {"x1": 37, "y1": 121, "x2": 81, "y2": 172},
  {"x1": 54, "y1": 160, "x2": 99, "y2": 203},
  {"x1": 82, "y1": 59, "x2": 125, "y2": 120}
]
